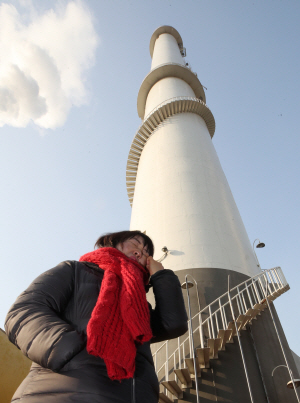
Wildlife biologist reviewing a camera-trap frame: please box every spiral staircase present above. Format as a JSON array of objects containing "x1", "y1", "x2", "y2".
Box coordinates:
[{"x1": 153, "y1": 267, "x2": 290, "y2": 403}]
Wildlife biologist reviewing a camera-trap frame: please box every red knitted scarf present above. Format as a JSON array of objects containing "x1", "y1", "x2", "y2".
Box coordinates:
[{"x1": 79, "y1": 247, "x2": 153, "y2": 380}]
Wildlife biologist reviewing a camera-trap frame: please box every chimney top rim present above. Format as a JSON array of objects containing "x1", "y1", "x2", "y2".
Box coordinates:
[{"x1": 149, "y1": 26, "x2": 183, "y2": 58}]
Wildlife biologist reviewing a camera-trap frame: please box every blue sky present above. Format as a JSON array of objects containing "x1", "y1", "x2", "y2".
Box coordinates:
[{"x1": 1, "y1": 0, "x2": 300, "y2": 357}]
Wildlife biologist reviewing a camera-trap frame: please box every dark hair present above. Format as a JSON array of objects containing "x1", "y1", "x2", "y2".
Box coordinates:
[{"x1": 95, "y1": 230, "x2": 154, "y2": 256}]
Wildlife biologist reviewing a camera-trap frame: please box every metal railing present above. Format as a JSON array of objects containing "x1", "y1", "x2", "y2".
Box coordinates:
[
  {"x1": 143, "y1": 96, "x2": 208, "y2": 122},
  {"x1": 153, "y1": 267, "x2": 289, "y2": 399}
]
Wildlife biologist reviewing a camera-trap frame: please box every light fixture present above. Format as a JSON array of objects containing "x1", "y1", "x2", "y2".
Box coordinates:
[
  {"x1": 252, "y1": 239, "x2": 265, "y2": 268},
  {"x1": 287, "y1": 379, "x2": 300, "y2": 389},
  {"x1": 157, "y1": 246, "x2": 169, "y2": 262},
  {"x1": 181, "y1": 274, "x2": 201, "y2": 403},
  {"x1": 272, "y1": 365, "x2": 300, "y2": 401},
  {"x1": 253, "y1": 239, "x2": 265, "y2": 249},
  {"x1": 181, "y1": 281, "x2": 194, "y2": 289}
]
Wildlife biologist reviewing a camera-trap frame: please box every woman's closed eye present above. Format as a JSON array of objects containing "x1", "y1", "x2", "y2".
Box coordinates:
[
  {"x1": 142, "y1": 250, "x2": 149, "y2": 257},
  {"x1": 130, "y1": 239, "x2": 149, "y2": 257}
]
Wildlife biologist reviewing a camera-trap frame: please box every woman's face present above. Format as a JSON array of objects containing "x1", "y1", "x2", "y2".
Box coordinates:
[{"x1": 116, "y1": 235, "x2": 149, "y2": 267}]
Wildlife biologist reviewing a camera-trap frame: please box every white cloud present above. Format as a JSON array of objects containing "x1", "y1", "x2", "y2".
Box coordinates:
[{"x1": 0, "y1": 1, "x2": 98, "y2": 129}]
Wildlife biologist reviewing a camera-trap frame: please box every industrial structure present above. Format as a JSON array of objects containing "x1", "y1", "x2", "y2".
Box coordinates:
[{"x1": 126, "y1": 26, "x2": 299, "y2": 402}]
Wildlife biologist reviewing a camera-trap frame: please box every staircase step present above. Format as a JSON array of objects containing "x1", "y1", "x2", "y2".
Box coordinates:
[
  {"x1": 196, "y1": 347, "x2": 210, "y2": 368},
  {"x1": 159, "y1": 392, "x2": 173, "y2": 403},
  {"x1": 245, "y1": 308, "x2": 260, "y2": 322},
  {"x1": 254, "y1": 303, "x2": 266, "y2": 311},
  {"x1": 236, "y1": 314, "x2": 250, "y2": 330},
  {"x1": 161, "y1": 380, "x2": 183, "y2": 399},
  {"x1": 185, "y1": 357, "x2": 201, "y2": 377},
  {"x1": 174, "y1": 368, "x2": 192, "y2": 388},
  {"x1": 227, "y1": 319, "x2": 242, "y2": 336},
  {"x1": 153, "y1": 269, "x2": 289, "y2": 403},
  {"x1": 259, "y1": 299, "x2": 268, "y2": 307},
  {"x1": 217, "y1": 329, "x2": 233, "y2": 349},
  {"x1": 208, "y1": 338, "x2": 222, "y2": 359}
]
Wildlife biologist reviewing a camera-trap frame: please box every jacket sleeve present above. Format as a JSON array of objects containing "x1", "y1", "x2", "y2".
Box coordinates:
[
  {"x1": 5, "y1": 261, "x2": 86, "y2": 372},
  {"x1": 149, "y1": 269, "x2": 188, "y2": 343}
]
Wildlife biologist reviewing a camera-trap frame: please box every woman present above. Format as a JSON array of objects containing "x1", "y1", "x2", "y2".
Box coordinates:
[{"x1": 5, "y1": 230, "x2": 188, "y2": 403}]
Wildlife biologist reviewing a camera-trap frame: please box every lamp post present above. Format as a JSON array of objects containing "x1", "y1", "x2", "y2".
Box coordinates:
[
  {"x1": 272, "y1": 364, "x2": 300, "y2": 402},
  {"x1": 253, "y1": 239, "x2": 265, "y2": 269},
  {"x1": 181, "y1": 275, "x2": 201, "y2": 313},
  {"x1": 181, "y1": 275, "x2": 202, "y2": 403},
  {"x1": 157, "y1": 246, "x2": 169, "y2": 262},
  {"x1": 261, "y1": 269, "x2": 300, "y2": 403}
]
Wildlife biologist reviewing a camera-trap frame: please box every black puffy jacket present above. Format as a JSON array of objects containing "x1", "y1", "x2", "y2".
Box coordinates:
[{"x1": 5, "y1": 261, "x2": 188, "y2": 403}]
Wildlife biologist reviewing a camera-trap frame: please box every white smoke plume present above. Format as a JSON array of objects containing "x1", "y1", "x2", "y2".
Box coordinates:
[{"x1": 0, "y1": 1, "x2": 98, "y2": 129}]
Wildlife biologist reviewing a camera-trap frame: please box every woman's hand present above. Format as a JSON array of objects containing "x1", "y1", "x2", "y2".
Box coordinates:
[{"x1": 146, "y1": 256, "x2": 164, "y2": 276}]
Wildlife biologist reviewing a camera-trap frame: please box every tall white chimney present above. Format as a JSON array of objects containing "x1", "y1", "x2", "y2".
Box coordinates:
[
  {"x1": 127, "y1": 25, "x2": 260, "y2": 278},
  {"x1": 126, "y1": 26, "x2": 299, "y2": 403}
]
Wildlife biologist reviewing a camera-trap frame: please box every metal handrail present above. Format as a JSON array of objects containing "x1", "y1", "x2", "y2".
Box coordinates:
[
  {"x1": 153, "y1": 266, "x2": 289, "y2": 398},
  {"x1": 143, "y1": 96, "x2": 207, "y2": 122},
  {"x1": 127, "y1": 96, "x2": 210, "y2": 162}
]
